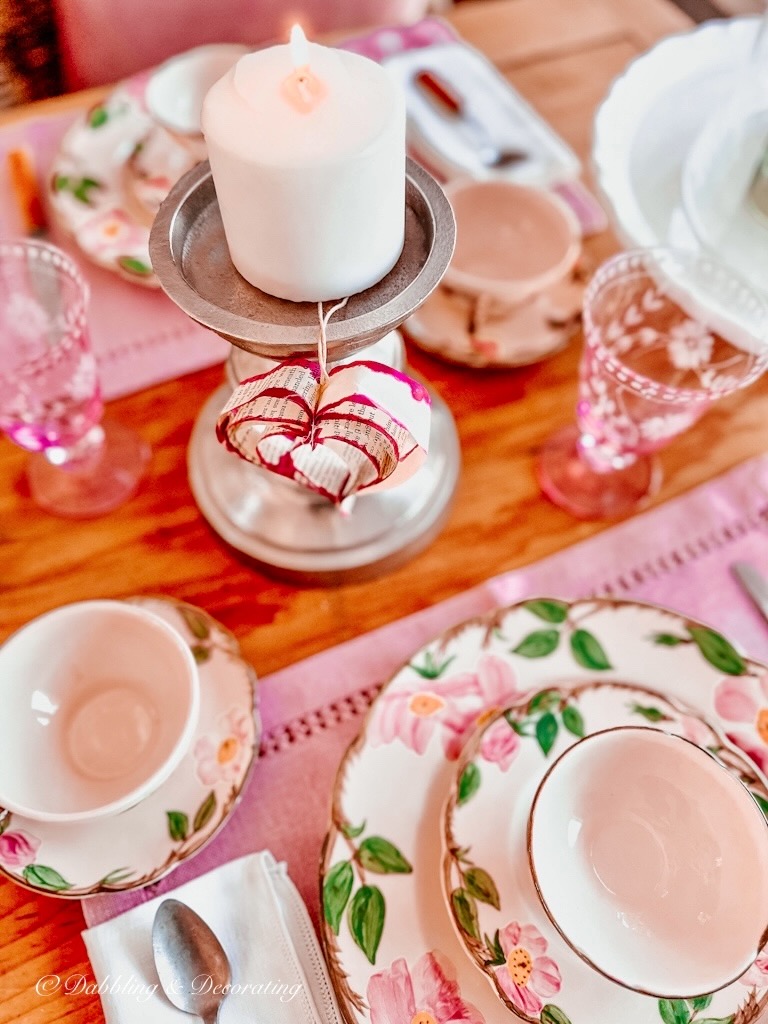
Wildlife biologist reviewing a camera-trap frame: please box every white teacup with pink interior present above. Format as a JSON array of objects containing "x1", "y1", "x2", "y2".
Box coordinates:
[
  {"x1": 443, "y1": 178, "x2": 582, "y2": 327},
  {"x1": 128, "y1": 43, "x2": 249, "y2": 210},
  {"x1": 0, "y1": 600, "x2": 199, "y2": 824},
  {"x1": 528, "y1": 726, "x2": 768, "y2": 999}
]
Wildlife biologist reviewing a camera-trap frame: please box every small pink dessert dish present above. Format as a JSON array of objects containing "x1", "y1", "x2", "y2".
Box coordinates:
[
  {"x1": 405, "y1": 178, "x2": 583, "y2": 367},
  {"x1": 528, "y1": 726, "x2": 768, "y2": 999},
  {"x1": 0, "y1": 600, "x2": 200, "y2": 824}
]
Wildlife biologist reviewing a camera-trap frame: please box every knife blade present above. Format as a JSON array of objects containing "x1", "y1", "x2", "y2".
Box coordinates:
[{"x1": 732, "y1": 561, "x2": 768, "y2": 623}]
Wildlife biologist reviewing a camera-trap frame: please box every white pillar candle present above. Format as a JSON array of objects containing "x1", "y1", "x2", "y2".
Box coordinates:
[{"x1": 202, "y1": 26, "x2": 406, "y2": 303}]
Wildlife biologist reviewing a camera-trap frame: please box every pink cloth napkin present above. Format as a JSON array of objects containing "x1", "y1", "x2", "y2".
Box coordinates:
[{"x1": 83, "y1": 452, "x2": 768, "y2": 929}]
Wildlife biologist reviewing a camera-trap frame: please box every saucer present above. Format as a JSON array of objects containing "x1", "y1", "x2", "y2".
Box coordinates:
[
  {"x1": 321, "y1": 598, "x2": 768, "y2": 1024},
  {"x1": 403, "y1": 271, "x2": 583, "y2": 369},
  {"x1": 0, "y1": 596, "x2": 258, "y2": 898},
  {"x1": 48, "y1": 71, "x2": 191, "y2": 287},
  {"x1": 444, "y1": 682, "x2": 768, "y2": 1019}
]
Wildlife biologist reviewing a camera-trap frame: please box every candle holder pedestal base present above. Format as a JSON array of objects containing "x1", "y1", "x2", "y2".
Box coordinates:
[
  {"x1": 188, "y1": 382, "x2": 460, "y2": 584},
  {"x1": 150, "y1": 158, "x2": 458, "y2": 583}
]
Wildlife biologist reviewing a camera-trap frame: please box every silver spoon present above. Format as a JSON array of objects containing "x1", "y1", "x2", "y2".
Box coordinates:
[{"x1": 152, "y1": 898, "x2": 232, "y2": 1024}]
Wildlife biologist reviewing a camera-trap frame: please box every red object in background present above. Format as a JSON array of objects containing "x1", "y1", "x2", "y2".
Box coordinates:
[{"x1": 51, "y1": 0, "x2": 432, "y2": 90}]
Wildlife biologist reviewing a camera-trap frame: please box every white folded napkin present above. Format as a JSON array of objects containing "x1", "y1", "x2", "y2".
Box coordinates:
[{"x1": 82, "y1": 851, "x2": 342, "y2": 1024}]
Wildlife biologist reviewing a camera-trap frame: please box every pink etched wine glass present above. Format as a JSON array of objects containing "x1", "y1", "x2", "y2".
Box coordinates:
[
  {"x1": 0, "y1": 240, "x2": 149, "y2": 517},
  {"x1": 537, "y1": 248, "x2": 768, "y2": 519}
]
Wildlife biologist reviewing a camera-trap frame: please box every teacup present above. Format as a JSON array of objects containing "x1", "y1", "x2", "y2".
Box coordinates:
[
  {"x1": 527, "y1": 727, "x2": 768, "y2": 998},
  {"x1": 0, "y1": 600, "x2": 199, "y2": 824},
  {"x1": 127, "y1": 44, "x2": 248, "y2": 219},
  {"x1": 443, "y1": 177, "x2": 582, "y2": 333}
]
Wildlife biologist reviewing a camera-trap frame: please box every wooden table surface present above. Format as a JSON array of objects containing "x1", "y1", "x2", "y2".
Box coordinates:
[{"x1": 4, "y1": 0, "x2": 763, "y2": 1020}]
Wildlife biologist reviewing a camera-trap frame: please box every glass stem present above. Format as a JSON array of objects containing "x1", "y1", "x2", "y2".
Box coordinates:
[{"x1": 43, "y1": 424, "x2": 106, "y2": 472}]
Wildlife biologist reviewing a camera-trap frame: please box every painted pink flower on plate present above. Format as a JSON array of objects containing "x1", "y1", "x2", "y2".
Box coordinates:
[
  {"x1": 77, "y1": 208, "x2": 146, "y2": 262},
  {"x1": 740, "y1": 953, "x2": 768, "y2": 988},
  {"x1": 491, "y1": 921, "x2": 561, "y2": 1017},
  {"x1": 367, "y1": 950, "x2": 484, "y2": 1024},
  {"x1": 478, "y1": 716, "x2": 520, "y2": 771},
  {"x1": 193, "y1": 708, "x2": 253, "y2": 786},
  {"x1": 369, "y1": 672, "x2": 476, "y2": 758},
  {"x1": 714, "y1": 672, "x2": 768, "y2": 773},
  {"x1": 442, "y1": 655, "x2": 524, "y2": 759},
  {"x1": 0, "y1": 829, "x2": 41, "y2": 869}
]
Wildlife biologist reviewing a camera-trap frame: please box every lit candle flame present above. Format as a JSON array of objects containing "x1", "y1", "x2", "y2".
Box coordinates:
[
  {"x1": 290, "y1": 24, "x2": 310, "y2": 71},
  {"x1": 282, "y1": 23, "x2": 326, "y2": 113}
]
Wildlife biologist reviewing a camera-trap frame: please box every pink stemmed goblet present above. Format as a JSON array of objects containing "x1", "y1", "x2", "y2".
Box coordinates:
[
  {"x1": 537, "y1": 247, "x2": 768, "y2": 519},
  {"x1": 0, "y1": 240, "x2": 149, "y2": 517}
]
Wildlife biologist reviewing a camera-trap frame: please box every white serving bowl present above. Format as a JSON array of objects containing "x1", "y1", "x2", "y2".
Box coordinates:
[
  {"x1": 528, "y1": 726, "x2": 768, "y2": 998},
  {"x1": 0, "y1": 600, "x2": 199, "y2": 824}
]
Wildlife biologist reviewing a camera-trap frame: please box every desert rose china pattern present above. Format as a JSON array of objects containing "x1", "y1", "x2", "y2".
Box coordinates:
[
  {"x1": 321, "y1": 599, "x2": 768, "y2": 1024},
  {"x1": 445, "y1": 679, "x2": 768, "y2": 1023},
  {"x1": 0, "y1": 597, "x2": 258, "y2": 898},
  {"x1": 49, "y1": 72, "x2": 191, "y2": 286}
]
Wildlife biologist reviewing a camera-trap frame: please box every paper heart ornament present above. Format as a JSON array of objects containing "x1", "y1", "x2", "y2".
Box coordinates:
[{"x1": 216, "y1": 358, "x2": 431, "y2": 503}]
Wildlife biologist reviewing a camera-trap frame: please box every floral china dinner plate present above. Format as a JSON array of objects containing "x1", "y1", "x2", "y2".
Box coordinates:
[
  {"x1": 0, "y1": 596, "x2": 258, "y2": 898},
  {"x1": 320, "y1": 598, "x2": 768, "y2": 1024},
  {"x1": 48, "y1": 72, "x2": 195, "y2": 287},
  {"x1": 444, "y1": 680, "x2": 768, "y2": 1022}
]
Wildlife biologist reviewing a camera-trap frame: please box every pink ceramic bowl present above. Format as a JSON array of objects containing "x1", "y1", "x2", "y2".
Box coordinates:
[{"x1": 528, "y1": 726, "x2": 768, "y2": 998}]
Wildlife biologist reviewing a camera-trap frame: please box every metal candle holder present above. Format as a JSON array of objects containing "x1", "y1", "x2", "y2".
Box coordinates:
[{"x1": 149, "y1": 157, "x2": 459, "y2": 583}]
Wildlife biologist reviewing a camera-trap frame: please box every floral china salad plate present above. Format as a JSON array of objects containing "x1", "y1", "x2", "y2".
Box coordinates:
[
  {"x1": 0, "y1": 596, "x2": 258, "y2": 898},
  {"x1": 444, "y1": 680, "x2": 768, "y2": 1023},
  {"x1": 48, "y1": 73, "x2": 194, "y2": 287},
  {"x1": 320, "y1": 598, "x2": 768, "y2": 1024}
]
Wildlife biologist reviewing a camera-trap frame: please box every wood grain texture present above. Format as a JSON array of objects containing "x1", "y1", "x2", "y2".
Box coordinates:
[{"x1": 5, "y1": 2, "x2": 762, "y2": 1022}]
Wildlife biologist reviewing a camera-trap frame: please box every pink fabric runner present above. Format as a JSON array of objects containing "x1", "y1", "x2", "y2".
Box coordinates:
[{"x1": 83, "y1": 452, "x2": 768, "y2": 928}]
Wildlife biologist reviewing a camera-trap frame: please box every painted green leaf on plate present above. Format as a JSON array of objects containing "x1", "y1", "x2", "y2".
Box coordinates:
[
  {"x1": 513, "y1": 630, "x2": 559, "y2": 658},
  {"x1": 570, "y1": 629, "x2": 612, "y2": 670},
  {"x1": 536, "y1": 712, "x2": 559, "y2": 756},
  {"x1": 541, "y1": 1005, "x2": 573, "y2": 1024},
  {"x1": 357, "y1": 836, "x2": 412, "y2": 874},
  {"x1": 687, "y1": 626, "x2": 746, "y2": 675},
  {"x1": 22, "y1": 864, "x2": 72, "y2": 891},
  {"x1": 690, "y1": 996, "x2": 713, "y2": 1012},
  {"x1": 457, "y1": 762, "x2": 481, "y2": 806},
  {"x1": 88, "y1": 105, "x2": 109, "y2": 128},
  {"x1": 523, "y1": 599, "x2": 569, "y2": 623},
  {"x1": 341, "y1": 820, "x2": 366, "y2": 839},
  {"x1": 561, "y1": 704, "x2": 585, "y2": 737},
  {"x1": 179, "y1": 605, "x2": 211, "y2": 640},
  {"x1": 117, "y1": 255, "x2": 153, "y2": 276},
  {"x1": 658, "y1": 999, "x2": 691, "y2": 1024},
  {"x1": 528, "y1": 689, "x2": 560, "y2": 713},
  {"x1": 193, "y1": 791, "x2": 216, "y2": 832},
  {"x1": 451, "y1": 887, "x2": 480, "y2": 941},
  {"x1": 484, "y1": 928, "x2": 505, "y2": 966},
  {"x1": 323, "y1": 860, "x2": 353, "y2": 934},
  {"x1": 348, "y1": 885, "x2": 385, "y2": 964},
  {"x1": 464, "y1": 866, "x2": 500, "y2": 910},
  {"x1": 190, "y1": 644, "x2": 211, "y2": 664},
  {"x1": 695, "y1": 1017, "x2": 734, "y2": 1024},
  {"x1": 629, "y1": 704, "x2": 669, "y2": 723},
  {"x1": 651, "y1": 632, "x2": 685, "y2": 646},
  {"x1": 98, "y1": 868, "x2": 134, "y2": 886},
  {"x1": 166, "y1": 810, "x2": 189, "y2": 842}
]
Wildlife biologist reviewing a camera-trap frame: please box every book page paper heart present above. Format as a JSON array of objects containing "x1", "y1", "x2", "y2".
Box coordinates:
[{"x1": 216, "y1": 358, "x2": 431, "y2": 503}]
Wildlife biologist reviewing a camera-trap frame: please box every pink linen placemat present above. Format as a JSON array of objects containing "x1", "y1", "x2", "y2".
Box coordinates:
[
  {"x1": 0, "y1": 114, "x2": 230, "y2": 400},
  {"x1": 83, "y1": 451, "x2": 768, "y2": 929}
]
